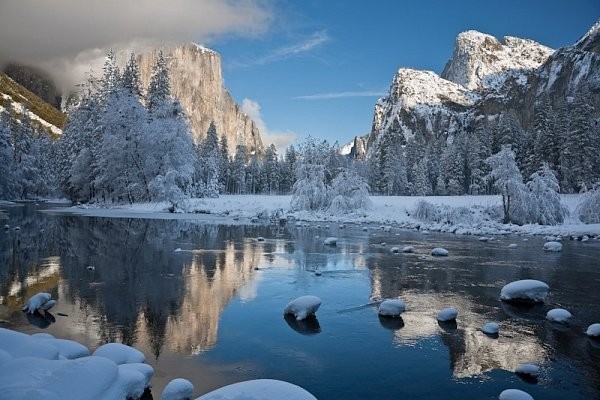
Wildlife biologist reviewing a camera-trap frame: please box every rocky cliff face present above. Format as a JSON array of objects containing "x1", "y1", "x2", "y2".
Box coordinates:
[
  {"x1": 366, "y1": 21, "x2": 600, "y2": 157},
  {"x1": 3, "y1": 63, "x2": 62, "y2": 109},
  {"x1": 138, "y1": 44, "x2": 263, "y2": 156}
]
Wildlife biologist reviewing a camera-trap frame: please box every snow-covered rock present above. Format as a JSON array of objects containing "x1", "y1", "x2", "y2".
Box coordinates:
[
  {"x1": 378, "y1": 299, "x2": 406, "y2": 317},
  {"x1": 508, "y1": 243, "x2": 518, "y2": 248},
  {"x1": 284, "y1": 296, "x2": 322, "y2": 321},
  {"x1": 515, "y1": 363, "x2": 541, "y2": 378},
  {"x1": 586, "y1": 323, "x2": 600, "y2": 337},
  {"x1": 479, "y1": 236, "x2": 489, "y2": 242},
  {"x1": 0, "y1": 328, "x2": 59, "y2": 360},
  {"x1": 499, "y1": 388, "x2": 534, "y2": 400},
  {"x1": 431, "y1": 247, "x2": 449, "y2": 256},
  {"x1": 390, "y1": 246, "x2": 400, "y2": 253},
  {"x1": 162, "y1": 378, "x2": 194, "y2": 400},
  {"x1": 92, "y1": 343, "x2": 145, "y2": 365},
  {"x1": 119, "y1": 363, "x2": 154, "y2": 389},
  {"x1": 543, "y1": 241, "x2": 562, "y2": 252},
  {"x1": 323, "y1": 237, "x2": 337, "y2": 246},
  {"x1": 481, "y1": 322, "x2": 500, "y2": 335},
  {"x1": 34, "y1": 337, "x2": 90, "y2": 359},
  {"x1": 546, "y1": 308, "x2": 572, "y2": 324},
  {"x1": 40, "y1": 299, "x2": 57, "y2": 311},
  {"x1": 402, "y1": 246, "x2": 415, "y2": 253},
  {"x1": 197, "y1": 379, "x2": 317, "y2": 400},
  {"x1": 256, "y1": 237, "x2": 265, "y2": 242},
  {"x1": 22, "y1": 292, "x2": 52, "y2": 314},
  {"x1": 500, "y1": 279, "x2": 549, "y2": 303},
  {"x1": 437, "y1": 307, "x2": 458, "y2": 322}
]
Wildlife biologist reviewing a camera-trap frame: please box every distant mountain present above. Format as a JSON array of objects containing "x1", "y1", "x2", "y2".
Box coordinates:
[
  {"x1": 362, "y1": 20, "x2": 600, "y2": 193},
  {"x1": 3, "y1": 63, "x2": 62, "y2": 109},
  {"x1": 138, "y1": 44, "x2": 263, "y2": 156},
  {"x1": 0, "y1": 72, "x2": 65, "y2": 137}
]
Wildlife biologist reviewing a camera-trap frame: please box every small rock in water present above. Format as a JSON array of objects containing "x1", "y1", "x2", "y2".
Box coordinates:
[
  {"x1": 402, "y1": 246, "x2": 415, "y2": 253},
  {"x1": 500, "y1": 279, "x2": 549, "y2": 304},
  {"x1": 515, "y1": 363, "x2": 540, "y2": 378},
  {"x1": 479, "y1": 237, "x2": 489, "y2": 242},
  {"x1": 378, "y1": 299, "x2": 406, "y2": 317},
  {"x1": 362, "y1": 227, "x2": 368, "y2": 231},
  {"x1": 161, "y1": 378, "x2": 194, "y2": 400},
  {"x1": 499, "y1": 388, "x2": 534, "y2": 400},
  {"x1": 256, "y1": 237, "x2": 265, "y2": 242},
  {"x1": 431, "y1": 248, "x2": 448, "y2": 257},
  {"x1": 581, "y1": 235, "x2": 589, "y2": 242},
  {"x1": 508, "y1": 243, "x2": 518, "y2": 248},
  {"x1": 380, "y1": 242, "x2": 386, "y2": 247},
  {"x1": 421, "y1": 230, "x2": 430, "y2": 235},
  {"x1": 586, "y1": 323, "x2": 600, "y2": 337},
  {"x1": 13, "y1": 226, "x2": 20, "y2": 231},
  {"x1": 173, "y1": 248, "x2": 183, "y2": 253},
  {"x1": 314, "y1": 271, "x2": 322, "y2": 276},
  {"x1": 543, "y1": 241, "x2": 562, "y2": 252},
  {"x1": 3, "y1": 224, "x2": 9, "y2": 230},
  {"x1": 390, "y1": 246, "x2": 400, "y2": 254},
  {"x1": 86, "y1": 265, "x2": 95, "y2": 271},
  {"x1": 481, "y1": 322, "x2": 499, "y2": 336},
  {"x1": 546, "y1": 308, "x2": 572, "y2": 324},
  {"x1": 437, "y1": 307, "x2": 458, "y2": 322},
  {"x1": 284, "y1": 295, "x2": 322, "y2": 321},
  {"x1": 323, "y1": 237, "x2": 337, "y2": 246}
]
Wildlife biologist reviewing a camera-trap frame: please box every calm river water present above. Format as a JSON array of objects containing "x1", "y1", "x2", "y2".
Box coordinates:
[{"x1": 1, "y1": 203, "x2": 599, "y2": 399}]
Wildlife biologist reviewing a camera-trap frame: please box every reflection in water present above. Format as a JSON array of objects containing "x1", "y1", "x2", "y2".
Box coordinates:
[
  {"x1": 26, "y1": 310, "x2": 55, "y2": 329},
  {"x1": 378, "y1": 315, "x2": 404, "y2": 331},
  {"x1": 284, "y1": 314, "x2": 321, "y2": 335}
]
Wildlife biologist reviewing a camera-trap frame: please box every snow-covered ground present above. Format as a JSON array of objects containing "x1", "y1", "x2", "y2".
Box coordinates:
[{"x1": 46, "y1": 194, "x2": 600, "y2": 237}]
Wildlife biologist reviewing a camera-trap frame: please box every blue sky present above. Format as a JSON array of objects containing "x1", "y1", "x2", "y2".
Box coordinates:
[{"x1": 207, "y1": 0, "x2": 599, "y2": 149}]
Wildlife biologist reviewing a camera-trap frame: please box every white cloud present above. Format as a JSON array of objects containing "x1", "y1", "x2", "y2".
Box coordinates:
[
  {"x1": 242, "y1": 98, "x2": 297, "y2": 151},
  {"x1": 294, "y1": 90, "x2": 386, "y2": 100}
]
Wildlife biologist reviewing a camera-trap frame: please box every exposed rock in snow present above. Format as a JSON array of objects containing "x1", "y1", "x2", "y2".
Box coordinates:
[
  {"x1": 500, "y1": 279, "x2": 549, "y2": 304},
  {"x1": 546, "y1": 308, "x2": 572, "y2": 324},
  {"x1": 586, "y1": 323, "x2": 600, "y2": 337},
  {"x1": 161, "y1": 378, "x2": 194, "y2": 400},
  {"x1": 22, "y1": 292, "x2": 52, "y2": 314},
  {"x1": 196, "y1": 379, "x2": 318, "y2": 400},
  {"x1": 92, "y1": 343, "x2": 146, "y2": 365},
  {"x1": 437, "y1": 307, "x2": 458, "y2": 322},
  {"x1": 323, "y1": 237, "x2": 337, "y2": 246},
  {"x1": 284, "y1": 296, "x2": 322, "y2": 321},
  {"x1": 543, "y1": 241, "x2": 562, "y2": 252},
  {"x1": 499, "y1": 388, "x2": 534, "y2": 400},
  {"x1": 431, "y1": 247, "x2": 449, "y2": 256},
  {"x1": 515, "y1": 363, "x2": 541, "y2": 378},
  {"x1": 378, "y1": 299, "x2": 406, "y2": 317},
  {"x1": 481, "y1": 322, "x2": 500, "y2": 336}
]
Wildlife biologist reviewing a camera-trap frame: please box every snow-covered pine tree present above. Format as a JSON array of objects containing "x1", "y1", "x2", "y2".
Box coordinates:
[
  {"x1": 411, "y1": 158, "x2": 430, "y2": 196},
  {"x1": 0, "y1": 103, "x2": 16, "y2": 198},
  {"x1": 527, "y1": 163, "x2": 566, "y2": 225},
  {"x1": 230, "y1": 144, "x2": 247, "y2": 194},
  {"x1": 218, "y1": 135, "x2": 230, "y2": 193},
  {"x1": 486, "y1": 145, "x2": 530, "y2": 224},
  {"x1": 577, "y1": 184, "x2": 600, "y2": 224},
  {"x1": 12, "y1": 107, "x2": 40, "y2": 199},
  {"x1": 280, "y1": 144, "x2": 297, "y2": 194},
  {"x1": 263, "y1": 144, "x2": 280, "y2": 194},
  {"x1": 146, "y1": 50, "x2": 171, "y2": 113},
  {"x1": 194, "y1": 121, "x2": 221, "y2": 197}
]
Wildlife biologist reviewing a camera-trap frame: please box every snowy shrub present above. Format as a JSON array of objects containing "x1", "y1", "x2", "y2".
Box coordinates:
[
  {"x1": 413, "y1": 200, "x2": 439, "y2": 222},
  {"x1": 148, "y1": 170, "x2": 188, "y2": 209},
  {"x1": 577, "y1": 185, "x2": 600, "y2": 224},
  {"x1": 328, "y1": 169, "x2": 372, "y2": 215},
  {"x1": 290, "y1": 163, "x2": 329, "y2": 211},
  {"x1": 440, "y1": 206, "x2": 473, "y2": 225}
]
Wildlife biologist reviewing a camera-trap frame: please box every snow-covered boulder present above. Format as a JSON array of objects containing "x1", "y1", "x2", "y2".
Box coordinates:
[
  {"x1": 508, "y1": 243, "x2": 518, "y2": 248},
  {"x1": 437, "y1": 307, "x2": 458, "y2": 322},
  {"x1": 119, "y1": 363, "x2": 154, "y2": 389},
  {"x1": 499, "y1": 388, "x2": 534, "y2": 400},
  {"x1": 0, "y1": 328, "x2": 59, "y2": 360},
  {"x1": 586, "y1": 323, "x2": 600, "y2": 337},
  {"x1": 378, "y1": 299, "x2": 406, "y2": 317},
  {"x1": 22, "y1": 292, "x2": 52, "y2": 314},
  {"x1": 92, "y1": 343, "x2": 145, "y2": 365},
  {"x1": 479, "y1": 237, "x2": 489, "y2": 242},
  {"x1": 40, "y1": 299, "x2": 57, "y2": 311},
  {"x1": 197, "y1": 379, "x2": 317, "y2": 400},
  {"x1": 482, "y1": 322, "x2": 500, "y2": 335},
  {"x1": 515, "y1": 363, "x2": 540, "y2": 378},
  {"x1": 284, "y1": 295, "x2": 322, "y2": 321},
  {"x1": 323, "y1": 237, "x2": 337, "y2": 246},
  {"x1": 543, "y1": 241, "x2": 562, "y2": 252},
  {"x1": 34, "y1": 337, "x2": 90, "y2": 359},
  {"x1": 161, "y1": 378, "x2": 194, "y2": 400},
  {"x1": 431, "y1": 248, "x2": 449, "y2": 256},
  {"x1": 390, "y1": 246, "x2": 400, "y2": 253},
  {"x1": 402, "y1": 246, "x2": 415, "y2": 253},
  {"x1": 546, "y1": 308, "x2": 572, "y2": 324},
  {"x1": 500, "y1": 279, "x2": 549, "y2": 304},
  {"x1": 256, "y1": 237, "x2": 265, "y2": 242}
]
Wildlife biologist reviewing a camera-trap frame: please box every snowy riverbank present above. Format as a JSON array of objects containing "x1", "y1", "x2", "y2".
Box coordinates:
[{"x1": 45, "y1": 194, "x2": 600, "y2": 238}]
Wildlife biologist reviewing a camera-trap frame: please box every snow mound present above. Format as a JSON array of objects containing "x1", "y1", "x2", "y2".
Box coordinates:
[
  {"x1": 284, "y1": 296, "x2": 322, "y2": 321},
  {"x1": 41, "y1": 299, "x2": 57, "y2": 311},
  {"x1": 515, "y1": 363, "x2": 540, "y2": 378},
  {"x1": 499, "y1": 388, "x2": 534, "y2": 400},
  {"x1": 119, "y1": 363, "x2": 154, "y2": 388},
  {"x1": 482, "y1": 322, "x2": 500, "y2": 335},
  {"x1": 378, "y1": 299, "x2": 406, "y2": 317},
  {"x1": 323, "y1": 237, "x2": 337, "y2": 246},
  {"x1": 546, "y1": 308, "x2": 572, "y2": 324},
  {"x1": 162, "y1": 378, "x2": 194, "y2": 400},
  {"x1": 402, "y1": 246, "x2": 415, "y2": 253},
  {"x1": 35, "y1": 337, "x2": 90, "y2": 359},
  {"x1": 197, "y1": 379, "x2": 317, "y2": 400},
  {"x1": 508, "y1": 243, "x2": 518, "y2": 248},
  {"x1": 1, "y1": 328, "x2": 59, "y2": 360},
  {"x1": 390, "y1": 246, "x2": 400, "y2": 254},
  {"x1": 500, "y1": 280, "x2": 549, "y2": 303},
  {"x1": 431, "y1": 247, "x2": 449, "y2": 256},
  {"x1": 543, "y1": 241, "x2": 562, "y2": 252},
  {"x1": 22, "y1": 292, "x2": 52, "y2": 314},
  {"x1": 437, "y1": 307, "x2": 458, "y2": 322},
  {"x1": 92, "y1": 342, "x2": 146, "y2": 365},
  {"x1": 586, "y1": 323, "x2": 600, "y2": 337}
]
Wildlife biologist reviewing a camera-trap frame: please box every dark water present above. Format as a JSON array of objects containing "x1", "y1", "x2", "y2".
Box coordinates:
[{"x1": 1, "y1": 203, "x2": 600, "y2": 399}]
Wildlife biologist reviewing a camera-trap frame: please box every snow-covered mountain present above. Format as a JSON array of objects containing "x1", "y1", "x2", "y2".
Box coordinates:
[
  {"x1": 365, "y1": 20, "x2": 600, "y2": 160},
  {"x1": 138, "y1": 44, "x2": 263, "y2": 155}
]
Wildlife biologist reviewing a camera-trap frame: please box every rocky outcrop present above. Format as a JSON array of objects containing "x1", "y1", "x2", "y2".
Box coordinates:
[
  {"x1": 138, "y1": 44, "x2": 263, "y2": 156},
  {"x1": 3, "y1": 63, "x2": 62, "y2": 109}
]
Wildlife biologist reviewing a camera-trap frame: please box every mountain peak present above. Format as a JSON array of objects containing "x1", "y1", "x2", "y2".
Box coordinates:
[
  {"x1": 575, "y1": 18, "x2": 600, "y2": 53},
  {"x1": 442, "y1": 30, "x2": 553, "y2": 90}
]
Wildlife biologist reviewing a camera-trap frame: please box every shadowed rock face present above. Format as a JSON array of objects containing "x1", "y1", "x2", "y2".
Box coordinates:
[
  {"x1": 3, "y1": 63, "x2": 62, "y2": 108},
  {"x1": 138, "y1": 44, "x2": 263, "y2": 156}
]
